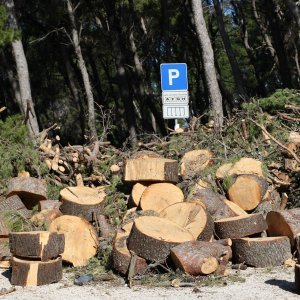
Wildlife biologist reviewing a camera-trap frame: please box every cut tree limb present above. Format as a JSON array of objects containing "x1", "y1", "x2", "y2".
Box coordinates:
[
  {"x1": 49, "y1": 215, "x2": 98, "y2": 267},
  {"x1": 128, "y1": 183, "x2": 149, "y2": 208},
  {"x1": 9, "y1": 231, "x2": 64, "y2": 261},
  {"x1": 11, "y1": 256, "x2": 62, "y2": 286},
  {"x1": 232, "y1": 236, "x2": 291, "y2": 267},
  {"x1": 215, "y1": 213, "x2": 267, "y2": 239},
  {"x1": 124, "y1": 158, "x2": 178, "y2": 183},
  {"x1": 0, "y1": 195, "x2": 31, "y2": 219},
  {"x1": 266, "y1": 209, "x2": 300, "y2": 248},
  {"x1": 127, "y1": 216, "x2": 194, "y2": 262},
  {"x1": 59, "y1": 186, "x2": 106, "y2": 221}
]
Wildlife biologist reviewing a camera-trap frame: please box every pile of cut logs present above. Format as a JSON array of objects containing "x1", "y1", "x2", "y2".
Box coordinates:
[{"x1": 0, "y1": 146, "x2": 299, "y2": 290}]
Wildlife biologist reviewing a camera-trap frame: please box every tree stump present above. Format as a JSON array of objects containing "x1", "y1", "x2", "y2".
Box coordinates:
[
  {"x1": 49, "y1": 215, "x2": 98, "y2": 267},
  {"x1": 59, "y1": 186, "x2": 106, "y2": 222},
  {"x1": 232, "y1": 237, "x2": 292, "y2": 267},
  {"x1": 127, "y1": 216, "x2": 194, "y2": 262},
  {"x1": 215, "y1": 213, "x2": 267, "y2": 239},
  {"x1": 0, "y1": 195, "x2": 31, "y2": 219},
  {"x1": 6, "y1": 177, "x2": 47, "y2": 209},
  {"x1": 111, "y1": 222, "x2": 147, "y2": 275},
  {"x1": 139, "y1": 183, "x2": 184, "y2": 213},
  {"x1": 128, "y1": 183, "x2": 149, "y2": 208},
  {"x1": 9, "y1": 231, "x2": 64, "y2": 261},
  {"x1": 159, "y1": 202, "x2": 213, "y2": 240},
  {"x1": 228, "y1": 175, "x2": 268, "y2": 211},
  {"x1": 266, "y1": 209, "x2": 300, "y2": 248},
  {"x1": 180, "y1": 150, "x2": 213, "y2": 178},
  {"x1": 124, "y1": 158, "x2": 178, "y2": 183},
  {"x1": 11, "y1": 256, "x2": 62, "y2": 286}
]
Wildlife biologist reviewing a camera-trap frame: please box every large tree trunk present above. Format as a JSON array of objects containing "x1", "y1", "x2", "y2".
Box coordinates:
[
  {"x1": 66, "y1": 0, "x2": 97, "y2": 141},
  {"x1": 213, "y1": 0, "x2": 248, "y2": 100},
  {"x1": 4, "y1": 0, "x2": 39, "y2": 137},
  {"x1": 191, "y1": 0, "x2": 224, "y2": 128}
]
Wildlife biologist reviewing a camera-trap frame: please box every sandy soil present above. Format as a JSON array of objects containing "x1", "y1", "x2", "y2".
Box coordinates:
[{"x1": 0, "y1": 266, "x2": 298, "y2": 300}]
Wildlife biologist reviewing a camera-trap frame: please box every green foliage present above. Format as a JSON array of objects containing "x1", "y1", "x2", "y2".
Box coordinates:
[
  {"x1": 222, "y1": 175, "x2": 235, "y2": 191},
  {"x1": 0, "y1": 115, "x2": 41, "y2": 193},
  {"x1": 1, "y1": 211, "x2": 33, "y2": 232},
  {"x1": 0, "y1": 5, "x2": 15, "y2": 47}
]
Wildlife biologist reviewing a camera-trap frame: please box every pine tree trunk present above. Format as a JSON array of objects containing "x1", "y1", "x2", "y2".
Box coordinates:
[
  {"x1": 4, "y1": 0, "x2": 39, "y2": 138},
  {"x1": 66, "y1": 0, "x2": 97, "y2": 141},
  {"x1": 191, "y1": 0, "x2": 224, "y2": 128}
]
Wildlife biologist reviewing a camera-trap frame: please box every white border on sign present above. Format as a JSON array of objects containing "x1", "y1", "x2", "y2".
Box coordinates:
[{"x1": 160, "y1": 63, "x2": 188, "y2": 91}]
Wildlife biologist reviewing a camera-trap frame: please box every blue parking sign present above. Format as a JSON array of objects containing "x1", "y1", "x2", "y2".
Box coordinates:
[{"x1": 160, "y1": 63, "x2": 188, "y2": 91}]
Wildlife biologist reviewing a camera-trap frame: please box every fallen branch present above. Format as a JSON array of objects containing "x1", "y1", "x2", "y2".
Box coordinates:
[{"x1": 249, "y1": 118, "x2": 300, "y2": 164}]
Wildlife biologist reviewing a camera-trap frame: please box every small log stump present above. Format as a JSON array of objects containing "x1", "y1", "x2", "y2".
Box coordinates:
[
  {"x1": 139, "y1": 183, "x2": 184, "y2": 213},
  {"x1": 127, "y1": 216, "x2": 194, "y2": 262},
  {"x1": 215, "y1": 213, "x2": 267, "y2": 239},
  {"x1": 59, "y1": 186, "x2": 106, "y2": 222},
  {"x1": 111, "y1": 222, "x2": 147, "y2": 275},
  {"x1": 11, "y1": 256, "x2": 62, "y2": 286},
  {"x1": 9, "y1": 231, "x2": 64, "y2": 261},
  {"x1": 232, "y1": 237, "x2": 292, "y2": 267},
  {"x1": 6, "y1": 177, "x2": 47, "y2": 209}
]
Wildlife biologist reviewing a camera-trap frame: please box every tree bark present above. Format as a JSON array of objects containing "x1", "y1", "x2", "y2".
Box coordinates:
[
  {"x1": 4, "y1": 0, "x2": 39, "y2": 137},
  {"x1": 191, "y1": 0, "x2": 224, "y2": 128},
  {"x1": 66, "y1": 0, "x2": 97, "y2": 141},
  {"x1": 213, "y1": 0, "x2": 248, "y2": 100},
  {"x1": 284, "y1": 0, "x2": 300, "y2": 28}
]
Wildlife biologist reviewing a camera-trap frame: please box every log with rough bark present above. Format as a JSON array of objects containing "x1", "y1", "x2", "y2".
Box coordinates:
[
  {"x1": 223, "y1": 200, "x2": 247, "y2": 216},
  {"x1": 214, "y1": 213, "x2": 267, "y2": 239},
  {"x1": 38, "y1": 200, "x2": 61, "y2": 211},
  {"x1": 49, "y1": 215, "x2": 98, "y2": 267},
  {"x1": 187, "y1": 188, "x2": 238, "y2": 220},
  {"x1": 139, "y1": 183, "x2": 184, "y2": 213},
  {"x1": 9, "y1": 231, "x2": 64, "y2": 261},
  {"x1": 127, "y1": 216, "x2": 195, "y2": 262},
  {"x1": 232, "y1": 236, "x2": 291, "y2": 267},
  {"x1": 266, "y1": 209, "x2": 300, "y2": 248},
  {"x1": 216, "y1": 158, "x2": 264, "y2": 179},
  {"x1": 128, "y1": 183, "x2": 149, "y2": 208},
  {"x1": 170, "y1": 241, "x2": 231, "y2": 276},
  {"x1": 124, "y1": 158, "x2": 178, "y2": 183},
  {"x1": 180, "y1": 150, "x2": 213, "y2": 178},
  {"x1": 296, "y1": 264, "x2": 300, "y2": 294},
  {"x1": 59, "y1": 186, "x2": 106, "y2": 221},
  {"x1": 111, "y1": 222, "x2": 147, "y2": 275},
  {"x1": 31, "y1": 209, "x2": 62, "y2": 229},
  {"x1": 228, "y1": 175, "x2": 268, "y2": 211},
  {"x1": 11, "y1": 256, "x2": 62, "y2": 286},
  {"x1": 0, "y1": 195, "x2": 31, "y2": 219},
  {"x1": 6, "y1": 177, "x2": 47, "y2": 209},
  {"x1": 159, "y1": 202, "x2": 213, "y2": 240}
]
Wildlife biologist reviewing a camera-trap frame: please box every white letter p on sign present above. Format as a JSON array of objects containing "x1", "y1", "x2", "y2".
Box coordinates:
[{"x1": 168, "y1": 69, "x2": 179, "y2": 86}]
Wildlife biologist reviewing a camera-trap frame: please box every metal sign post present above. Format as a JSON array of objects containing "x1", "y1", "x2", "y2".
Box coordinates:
[{"x1": 160, "y1": 63, "x2": 189, "y2": 124}]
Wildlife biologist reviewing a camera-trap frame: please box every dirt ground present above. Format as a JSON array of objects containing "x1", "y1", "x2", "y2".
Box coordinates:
[{"x1": 0, "y1": 266, "x2": 298, "y2": 300}]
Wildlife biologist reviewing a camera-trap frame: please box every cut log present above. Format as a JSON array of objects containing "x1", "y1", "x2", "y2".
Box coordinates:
[
  {"x1": 31, "y1": 209, "x2": 62, "y2": 229},
  {"x1": 111, "y1": 222, "x2": 147, "y2": 275},
  {"x1": 213, "y1": 238, "x2": 232, "y2": 247},
  {"x1": 59, "y1": 186, "x2": 106, "y2": 222},
  {"x1": 0, "y1": 260, "x2": 10, "y2": 268},
  {"x1": 180, "y1": 150, "x2": 213, "y2": 178},
  {"x1": 159, "y1": 202, "x2": 213, "y2": 240},
  {"x1": 6, "y1": 177, "x2": 47, "y2": 209},
  {"x1": 38, "y1": 200, "x2": 61, "y2": 211},
  {"x1": 130, "y1": 151, "x2": 162, "y2": 159},
  {"x1": 11, "y1": 256, "x2": 62, "y2": 286},
  {"x1": 214, "y1": 213, "x2": 267, "y2": 239},
  {"x1": 223, "y1": 200, "x2": 247, "y2": 216},
  {"x1": 296, "y1": 264, "x2": 300, "y2": 294},
  {"x1": 9, "y1": 231, "x2": 64, "y2": 261},
  {"x1": 232, "y1": 236, "x2": 292, "y2": 267},
  {"x1": 128, "y1": 183, "x2": 149, "y2": 208},
  {"x1": 216, "y1": 158, "x2": 264, "y2": 179},
  {"x1": 266, "y1": 209, "x2": 300, "y2": 248},
  {"x1": 228, "y1": 175, "x2": 268, "y2": 211},
  {"x1": 0, "y1": 195, "x2": 31, "y2": 219},
  {"x1": 170, "y1": 241, "x2": 231, "y2": 276},
  {"x1": 139, "y1": 183, "x2": 184, "y2": 213},
  {"x1": 127, "y1": 216, "x2": 195, "y2": 262},
  {"x1": 124, "y1": 158, "x2": 178, "y2": 183},
  {"x1": 49, "y1": 215, "x2": 98, "y2": 267}
]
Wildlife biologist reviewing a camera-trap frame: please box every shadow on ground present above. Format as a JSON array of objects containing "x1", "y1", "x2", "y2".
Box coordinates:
[
  {"x1": 265, "y1": 279, "x2": 298, "y2": 295},
  {"x1": 1, "y1": 269, "x2": 11, "y2": 280}
]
